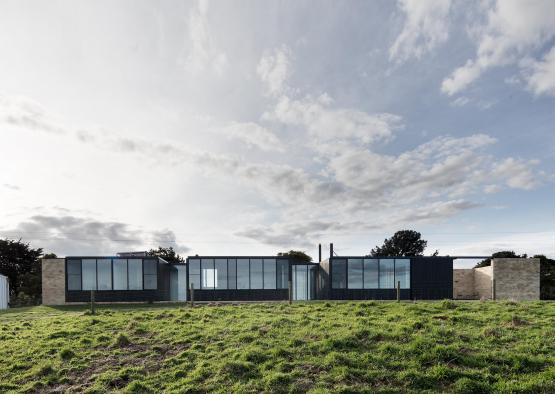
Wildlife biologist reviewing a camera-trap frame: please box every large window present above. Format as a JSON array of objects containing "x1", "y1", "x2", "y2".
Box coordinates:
[
  {"x1": 215, "y1": 259, "x2": 228, "y2": 289},
  {"x1": 201, "y1": 259, "x2": 215, "y2": 289},
  {"x1": 113, "y1": 259, "x2": 128, "y2": 290},
  {"x1": 276, "y1": 259, "x2": 289, "y2": 289},
  {"x1": 228, "y1": 259, "x2": 237, "y2": 289},
  {"x1": 237, "y1": 259, "x2": 250, "y2": 289},
  {"x1": 143, "y1": 259, "x2": 158, "y2": 290},
  {"x1": 250, "y1": 259, "x2": 263, "y2": 289},
  {"x1": 82, "y1": 259, "x2": 97, "y2": 291},
  {"x1": 395, "y1": 259, "x2": 410, "y2": 289},
  {"x1": 67, "y1": 258, "x2": 159, "y2": 292},
  {"x1": 189, "y1": 259, "x2": 201, "y2": 290},
  {"x1": 67, "y1": 259, "x2": 82, "y2": 291},
  {"x1": 128, "y1": 259, "x2": 143, "y2": 290},
  {"x1": 263, "y1": 259, "x2": 276, "y2": 289},
  {"x1": 347, "y1": 258, "x2": 363, "y2": 289},
  {"x1": 97, "y1": 259, "x2": 112, "y2": 291},
  {"x1": 331, "y1": 259, "x2": 347, "y2": 289},
  {"x1": 363, "y1": 259, "x2": 379, "y2": 289},
  {"x1": 331, "y1": 258, "x2": 410, "y2": 290},
  {"x1": 379, "y1": 259, "x2": 395, "y2": 289}
]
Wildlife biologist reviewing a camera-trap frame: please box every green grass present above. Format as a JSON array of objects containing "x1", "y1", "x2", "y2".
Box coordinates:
[{"x1": 0, "y1": 301, "x2": 554, "y2": 393}]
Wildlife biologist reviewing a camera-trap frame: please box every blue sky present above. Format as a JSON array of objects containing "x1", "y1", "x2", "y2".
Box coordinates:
[{"x1": 0, "y1": 0, "x2": 554, "y2": 267}]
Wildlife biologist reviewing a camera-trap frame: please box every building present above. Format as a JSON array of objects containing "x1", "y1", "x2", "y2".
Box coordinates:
[
  {"x1": 40, "y1": 246, "x2": 540, "y2": 305},
  {"x1": 0, "y1": 274, "x2": 8, "y2": 309}
]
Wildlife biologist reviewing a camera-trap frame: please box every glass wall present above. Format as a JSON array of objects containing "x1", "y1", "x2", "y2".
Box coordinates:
[
  {"x1": 250, "y1": 259, "x2": 263, "y2": 289},
  {"x1": 347, "y1": 258, "x2": 363, "y2": 289},
  {"x1": 201, "y1": 259, "x2": 215, "y2": 289},
  {"x1": 263, "y1": 259, "x2": 276, "y2": 289},
  {"x1": 363, "y1": 259, "x2": 379, "y2": 288},
  {"x1": 379, "y1": 259, "x2": 395, "y2": 289},
  {"x1": 189, "y1": 257, "x2": 290, "y2": 291},
  {"x1": 189, "y1": 259, "x2": 201, "y2": 290},
  {"x1": 67, "y1": 259, "x2": 82, "y2": 291},
  {"x1": 276, "y1": 259, "x2": 289, "y2": 289},
  {"x1": 395, "y1": 259, "x2": 410, "y2": 289},
  {"x1": 332, "y1": 258, "x2": 411, "y2": 289},
  {"x1": 215, "y1": 259, "x2": 228, "y2": 289},
  {"x1": 67, "y1": 258, "x2": 157, "y2": 292},
  {"x1": 97, "y1": 259, "x2": 112, "y2": 291},
  {"x1": 237, "y1": 259, "x2": 249, "y2": 289},
  {"x1": 128, "y1": 259, "x2": 143, "y2": 290},
  {"x1": 331, "y1": 259, "x2": 347, "y2": 289},
  {"x1": 82, "y1": 259, "x2": 97, "y2": 291},
  {"x1": 113, "y1": 259, "x2": 128, "y2": 290}
]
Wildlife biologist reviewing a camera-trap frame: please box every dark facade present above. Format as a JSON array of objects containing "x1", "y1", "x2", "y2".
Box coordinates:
[
  {"x1": 59, "y1": 253, "x2": 453, "y2": 303},
  {"x1": 186, "y1": 256, "x2": 318, "y2": 301},
  {"x1": 320, "y1": 256, "x2": 453, "y2": 300},
  {"x1": 65, "y1": 256, "x2": 171, "y2": 303}
]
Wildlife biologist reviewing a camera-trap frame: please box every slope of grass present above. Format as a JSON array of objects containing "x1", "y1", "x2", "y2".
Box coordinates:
[{"x1": 0, "y1": 301, "x2": 554, "y2": 393}]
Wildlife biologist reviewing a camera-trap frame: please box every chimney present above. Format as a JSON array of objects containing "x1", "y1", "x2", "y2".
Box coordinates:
[
  {"x1": 318, "y1": 244, "x2": 322, "y2": 262},
  {"x1": 329, "y1": 243, "x2": 334, "y2": 259}
]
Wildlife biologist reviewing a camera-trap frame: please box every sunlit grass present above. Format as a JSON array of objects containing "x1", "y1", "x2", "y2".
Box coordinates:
[{"x1": 1, "y1": 301, "x2": 554, "y2": 393}]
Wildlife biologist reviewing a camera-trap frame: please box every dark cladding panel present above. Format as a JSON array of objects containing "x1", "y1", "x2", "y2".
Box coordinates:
[{"x1": 410, "y1": 257, "x2": 453, "y2": 300}]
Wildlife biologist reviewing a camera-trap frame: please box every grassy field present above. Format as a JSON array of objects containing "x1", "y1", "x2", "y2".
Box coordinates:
[{"x1": 0, "y1": 301, "x2": 554, "y2": 393}]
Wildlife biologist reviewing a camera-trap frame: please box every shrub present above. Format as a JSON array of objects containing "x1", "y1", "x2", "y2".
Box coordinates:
[
  {"x1": 59, "y1": 348, "x2": 75, "y2": 360},
  {"x1": 440, "y1": 299, "x2": 457, "y2": 310},
  {"x1": 114, "y1": 333, "x2": 131, "y2": 347}
]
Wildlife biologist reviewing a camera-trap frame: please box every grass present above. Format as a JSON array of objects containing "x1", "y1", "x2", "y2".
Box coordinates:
[{"x1": 0, "y1": 301, "x2": 554, "y2": 393}]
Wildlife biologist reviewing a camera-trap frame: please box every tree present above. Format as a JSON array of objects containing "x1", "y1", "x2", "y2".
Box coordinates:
[
  {"x1": 147, "y1": 246, "x2": 185, "y2": 264},
  {"x1": 474, "y1": 251, "x2": 521, "y2": 268},
  {"x1": 0, "y1": 239, "x2": 43, "y2": 305},
  {"x1": 43, "y1": 253, "x2": 57, "y2": 259},
  {"x1": 369, "y1": 230, "x2": 429, "y2": 257},
  {"x1": 277, "y1": 250, "x2": 312, "y2": 263}
]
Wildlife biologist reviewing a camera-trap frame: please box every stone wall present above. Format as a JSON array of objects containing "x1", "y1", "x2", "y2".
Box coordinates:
[
  {"x1": 493, "y1": 258, "x2": 540, "y2": 301},
  {"x1": 42, "y1": 258, "x2": 66, "y2": 305},
  {"x1": 453, "y1": 269, "x2": 475, "y2": 299},
  {"x1": 474, "y1": 266, "x2": 493, "y2": 300}
]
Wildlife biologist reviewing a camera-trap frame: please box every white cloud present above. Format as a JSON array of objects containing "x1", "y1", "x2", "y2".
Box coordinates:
[
  {"x1": 389, "y1": 0, "x2": 451, "y2": 63},
  {"x1": 257, "y1": 45, "x2": 292, "y2": 96},
  {"x1": 491, "y1": 158, "x2": 540, "y2": 190},
  {"x1": 521, "y1": 45, "x2": 555, "y2": 96},
  {"x1": 265, "y1": 94, "x2": 403, "y2": 146},
  {"x1": 219, "y1": 122, "x2": 285, "y2": 152},
  {"x1": 0, "y1": 95, "x2": 66, "y2": 134},
  {"x1": 441, "y1": 0, "x2": 555, "y2": 95},
  {"x1": 184, "y1": 0, "x2": 228, "y2": 76}
]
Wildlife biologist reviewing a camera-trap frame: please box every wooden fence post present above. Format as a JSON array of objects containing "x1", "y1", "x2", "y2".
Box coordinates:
[
  {"x1": 90, "y1": 290, "x2": 96, "y2": 315},
  {"x1": 288, "y1": 280, "x2": 292, "y2": 304},
  {"x1": 396, "y1": 281, "x2": 400, "y2": 303}
]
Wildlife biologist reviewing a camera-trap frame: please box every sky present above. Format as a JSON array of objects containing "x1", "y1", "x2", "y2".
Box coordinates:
[{"x1": 1, "y1": 0, "x2": 554, "y2": 268}]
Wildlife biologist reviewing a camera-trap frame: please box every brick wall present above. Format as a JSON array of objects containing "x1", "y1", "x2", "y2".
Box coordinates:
[
  {"x1": 492, "y1": 258, "x2": 540, "y2": 301},
  {"x1": 474, "y1": 266, "x2": 493, "y2": 300},
  {"x1": 453, "y1": 269, "x2": 475, "y2": 299},
  {"x1": 42, "y1": 258, "x2": 66, "y2": 305}
]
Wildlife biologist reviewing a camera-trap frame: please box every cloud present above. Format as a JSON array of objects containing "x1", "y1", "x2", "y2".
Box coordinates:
[
  {"x1": 441, "y1": 0, "x2": 555, "y2": 95},
  {"x1": 257, "y1": 45, "x2": 292, "y2": 96},
  {"x1": 0, "y1": 95, "x2": 66, "y2": 134},
  {"x1": 389, "y1": 0, "x2": 451, "y2": 63},
  {"x1": 183, "y1": 0, "x2": 228, "y2": 76},
  {"x1": 0, "y1": 84, "x2": 545, "y2": 250},
  {"x1": 265, "y1": 94, "x2": 403, "y2": 146},
  {"x1": 0, "y1": 215, "x2": 190, "y2": 256},
  {"x1": 3, "y1": 183, "x2": 20, "y2": 191},
  {"x1": 218, "y1": 122, "x2": 285, "y2": 152},
  {"x1": 521, "y1": 45, "x2": 555, "y2": 96}
]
